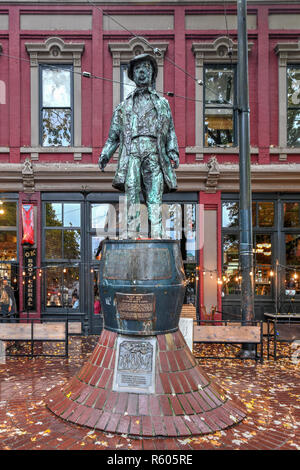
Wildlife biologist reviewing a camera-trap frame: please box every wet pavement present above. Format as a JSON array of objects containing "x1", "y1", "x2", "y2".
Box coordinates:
[{"x1": 0, "y1": 336, "x2": 299, "y2": 451}]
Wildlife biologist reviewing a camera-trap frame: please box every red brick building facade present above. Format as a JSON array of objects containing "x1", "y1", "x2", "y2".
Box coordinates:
[{"x1": 0, "y1": 0, "x2": 300, "y2": 332}]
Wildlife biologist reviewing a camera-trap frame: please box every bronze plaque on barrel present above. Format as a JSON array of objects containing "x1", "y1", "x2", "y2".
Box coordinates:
[{"x1": 116, "y1": 293, "x2": 155, "y2": 321}]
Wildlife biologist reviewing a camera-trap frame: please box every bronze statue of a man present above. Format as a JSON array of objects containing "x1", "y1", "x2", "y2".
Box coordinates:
[{"x1": 98, "y1": 53, "x2": 179, "y2": 239}]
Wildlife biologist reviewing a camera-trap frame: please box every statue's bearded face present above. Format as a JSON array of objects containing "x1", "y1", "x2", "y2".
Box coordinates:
[{"x1": 132, "y1": 60, "x2": 153, "y2": 88}]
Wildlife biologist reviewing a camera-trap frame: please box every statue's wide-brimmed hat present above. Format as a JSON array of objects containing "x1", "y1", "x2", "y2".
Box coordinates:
[{"x1": 127, "y1": 53, "x2": 158, "y2": 82}]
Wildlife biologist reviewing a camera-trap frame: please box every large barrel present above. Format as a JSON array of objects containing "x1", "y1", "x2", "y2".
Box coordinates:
[{"x1": 99, "y1": 239, "x2": 186, "y2": 335}]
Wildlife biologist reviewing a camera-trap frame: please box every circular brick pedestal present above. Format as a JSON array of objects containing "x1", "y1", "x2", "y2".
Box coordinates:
[{"x1": 47, "y1": 329, "x2": 246, "y2": 437}]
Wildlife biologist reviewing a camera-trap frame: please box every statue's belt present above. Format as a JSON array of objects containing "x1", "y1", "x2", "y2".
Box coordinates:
[{"x1": 131, "y1": 135, "x2": 157, "y2": 140}]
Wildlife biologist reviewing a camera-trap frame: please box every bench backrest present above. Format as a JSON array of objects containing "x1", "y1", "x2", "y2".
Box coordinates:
[
  {"x1": 0, "y1": 322, "x2": 66, "y2": 341},
  {"x1": 193, "y1": 324, "x2": 261, "y2": 343}
]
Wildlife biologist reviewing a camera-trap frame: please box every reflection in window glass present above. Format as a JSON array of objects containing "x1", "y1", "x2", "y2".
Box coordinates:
[
  {"x1": 204, "y1": 66, "x2": 235, "y2": 147},
  {"x1": 222, "y1": 234, "x2": 240, "y2": 295},
  {"x1": 42, "y1": 109, "x2": 72, "y2": 147},
  {"x1": 222, "y1": 202, "x2": 239, "y2": 228},
  {"x1": 286, "y1": 234, "x2": 300, "y2": 265},
  {"x1": 0, "y1": 202, "x2": 17, "y2": 227},
  {"x1": 64, "y1": 203, "x2": 81, "y2": 227},
  {"x1": 258, "y1": 202, "x2": 274, "y2": 227},
  {"x1": 287, "y1": 67, "x2": 300, "y2": 147},
  {"x1": 284, "y1": 203, "x2": 300, "y2": 228},
  {"x1": 184, "y1": 205, "x2": 196, "y2": 261},
  {"x1": 0, "y1": 231, "x2": 17, "y2": 261},
  {"x1": 285, "y1": 270, "x2": 300, "y2": 296},
  {"x1": 41, "y1": 65, "x2": 72, "y2": 147},
  {"x1": 45, "y1": 203, "x2": 62, "y2": 227},
  {"x1": 92, "y1": 236, "x2": 104, "y2": 259},
  {"x1": 42, "y1": 68, "x2": 71, "y2": 108},
  {"x1": 45, "y1": 229, "x2": 62, "y2": 259},
  {"x1": 63, "y1": 230, "x2": 81, "y2": 259},
  {"x1": 184, "y1": 264, "x2": 196, "y2": 305},
  {"x1": 254, "y1": 234, "x2": 272, "y2": 265},
  {"x1": 255, "y1": 266, "x2": 271, "y2": 296},
  {"x1": 45, "y1": 266, "x2": 79, "y2": 309},
  {"x1": 252, "y1": 202, "x2": 256, "y2": 227}
]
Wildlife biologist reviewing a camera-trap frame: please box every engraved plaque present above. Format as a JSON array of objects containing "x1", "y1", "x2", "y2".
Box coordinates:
[
  {"x1": 116, "y1": 292, "x2": 155, "y2": 321},
  {"x1": 112, "y1": 336, "x2": 156, "y2": 394}
]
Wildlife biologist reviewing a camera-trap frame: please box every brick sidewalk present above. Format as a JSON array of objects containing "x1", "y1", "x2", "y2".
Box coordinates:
[{"x1": 0, "y1": 336, "x2": 299, "y2": 450}]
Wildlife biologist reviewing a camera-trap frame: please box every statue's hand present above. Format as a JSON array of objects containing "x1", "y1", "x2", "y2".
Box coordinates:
[
  {"x1": 98, "y1": 155, "x2": 108, "y2": 172},
  {"x1": 169, "y1": 153, "x2": 179, "y2": 169}
]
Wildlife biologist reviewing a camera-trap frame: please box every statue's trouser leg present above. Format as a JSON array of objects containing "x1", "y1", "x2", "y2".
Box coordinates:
[
  {"x1": 141, "y1": 153, "x2": 164, "y2": 239},
  {"x1": 124, "y1": 155, "x2": 141, "y2": 239}
]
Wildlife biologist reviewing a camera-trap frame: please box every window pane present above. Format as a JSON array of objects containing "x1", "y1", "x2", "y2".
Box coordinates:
[
  {"x1": 287, "y1": 67, "x2": 300, "y2": 108},
  {"x1": 92, "y1": 236, "x2": 104, "y2": 259},
  {"x1": 285, "y1": 270, "x2": 300, "y2": 296},
  {"x1": 205, "y1": 68, "x2": 234, "y2": 105},
  {"x1": 0, "y1": 202, "x2": 17, "y2": 227},
  {"x1": 223, "y1": 234, "x2": 239, "y2": 265},
  {"x1": 46, "y1": 267, "x2": 63, "y2": 307},
  {"x1": 286, "y1": 234, "x2": 300, "y2": 265},
  {"x1": 64, "y1": 267, "x2": 80, "y2": 309},
  {"x1": 205, "y1": 110, "x2": 233, "y2": 147},
  {"x1": 254, "y1": 234, "x2": 272, "y2": 265},
  {"x1": 42, "y1": 67, "x2": 71, "y2": 108},
  {"x1": 255, "y1": 266, "x2": 271, "y2": 296},
  {"x1": 284, "y1": 202, "x2": 300, "y2": 228},
  {"x1": 45, "y1": 266, "x2": 79, "y2": 308},
  {"x1": 222, "y1": 202, "x2": 239, "y2": 228},
  {"x1": 287, "y1": 109, "x2": 300, "y2": 147},
  {"x1": 184, "y1": 264, "x2": 196, "y2": 305},
  {"x1": 42, "y1": 109, "x2": 72, "y2": 147},
  {"x1": 63, "y1": 230, "x2": 80, "y2": 259},
  {"x1": 0, "y1": 231, "x2": 17, "y2": 261},
  {"x1": 64, "y1": 203, "x2": 81, "y2": 227},
  {"x1": 45, "y1": 203, "x2": 62, "y2": 227},
  {"x1": 252, "y1": 202, "x2": 256, "y2": 227},
  {"x1": 163, "y1": 203, "x2": 182, "y2": 240},
  {"x1": 184, "y1": 204, "x2": 196, "y2": 262},
  {"x1": 45, "y1": 229, "x2": 62, "y2": 259},
  {"x1": 258, "y1": 202, "x2": 274, "y2": 227}
]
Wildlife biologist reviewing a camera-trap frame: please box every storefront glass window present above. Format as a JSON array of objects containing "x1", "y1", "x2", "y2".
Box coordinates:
[
  {"x1": 258, "y1": 202, "x2": 274, "y2": 227},
  {"x1": 45, "y1": 265, "x2": 80, "y2": 309},
  {"x1": 222, "y1": 202, "x2": 239, "y2": 228},
  {"x1": 284, "y1": 202, "x2": 300, "y2": 228},
  {"x1": 285, "y1": 234, "x2": 300, "y2": 265}
]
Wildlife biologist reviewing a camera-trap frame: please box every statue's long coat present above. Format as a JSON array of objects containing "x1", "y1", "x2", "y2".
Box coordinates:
[{"x1": 101, "y1": 89, "x2": 179, "y2": 193}]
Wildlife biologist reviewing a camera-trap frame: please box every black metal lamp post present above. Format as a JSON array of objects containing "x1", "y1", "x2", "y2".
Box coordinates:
[{"x1": 237, "y1": 0, "x2": 256, "y2": 358}]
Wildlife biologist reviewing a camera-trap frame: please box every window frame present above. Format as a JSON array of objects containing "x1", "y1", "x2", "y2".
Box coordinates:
[
  {"x1": 286, "y1": 64, "x2": 300, "y2": 148},
  {"x1": 203, "y1": 63, "x2": 237, "y2": 148},
  {"x1": 42, "y1": 199, "x2": 83, "y2": 313},
  {"x1": 39, "y1": 63, "x2": 74, "y2": 148}
]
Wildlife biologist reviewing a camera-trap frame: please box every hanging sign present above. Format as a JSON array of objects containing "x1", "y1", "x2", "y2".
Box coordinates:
[
  {"x1": 23, "y1": 247, "x2": 37, "y2": 311},
  {"x1": 21, "y1": 204, "x2": 35, "y2": 245}
]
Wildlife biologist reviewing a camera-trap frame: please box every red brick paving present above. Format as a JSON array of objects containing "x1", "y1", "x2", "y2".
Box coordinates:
[{"x1": 0, "y1": 336, "x2": 299, "y2": 450}]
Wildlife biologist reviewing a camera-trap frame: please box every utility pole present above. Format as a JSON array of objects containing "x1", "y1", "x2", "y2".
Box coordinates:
[{"x1": 237, "y1": 0, "x2": 256, "y2": 358}]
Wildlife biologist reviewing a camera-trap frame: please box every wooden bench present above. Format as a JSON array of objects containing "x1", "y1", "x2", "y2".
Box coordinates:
[
  {"x1": 193, "y1": 320, "x2": 264, "y2": 363},
  {"x1": 0, "y1": 321, "x2": 70, "y2": 357}
]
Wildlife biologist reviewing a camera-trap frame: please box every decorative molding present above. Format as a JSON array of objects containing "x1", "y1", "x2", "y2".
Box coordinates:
[
  {"x1": 22, "y1": 157, "x2": 35, "y2": 193},
  {"x1": 109, "y1": 37, "x2": 168, "y2": 109},
  {"x1": 205, "y1": 156, "x2": 220, "y2": 193}
]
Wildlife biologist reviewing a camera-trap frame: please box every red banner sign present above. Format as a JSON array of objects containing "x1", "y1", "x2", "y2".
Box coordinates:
[{"x1": 21, "y1": 204, "x2": 35, "y2": 245}]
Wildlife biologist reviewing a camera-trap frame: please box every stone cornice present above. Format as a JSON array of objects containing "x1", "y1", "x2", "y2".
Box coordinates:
[{"x1": 2, "y1": 162, "x2": 300, "y2": 193}]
